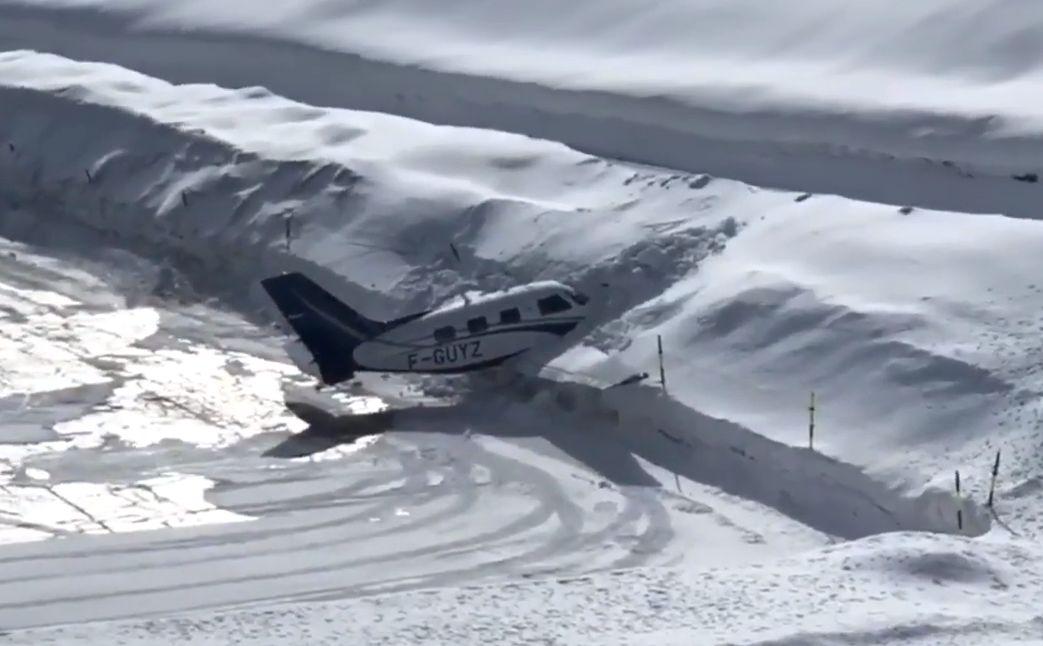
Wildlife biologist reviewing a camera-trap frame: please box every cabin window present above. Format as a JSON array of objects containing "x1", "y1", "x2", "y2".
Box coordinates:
[
  {"x1": 434, "y1": 326, "x2": 456, "y2": 343},
  {"x1": 467, "y1": 316, "x2": 488, "y2": 334},
  {"x1": 537, "y1": 294, "x2": 572, "y2": 315},
  {"x1": 500, "y1": 308, "x2": 521, "y2": 324}
]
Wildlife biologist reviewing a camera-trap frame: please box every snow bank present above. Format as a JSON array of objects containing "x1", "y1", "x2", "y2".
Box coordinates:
[
  {"x1": 490, "y1": 372, "x2": 990, "y2": 539},
  {"x1": 1, "y1": 0, "x2": 1042, "y2": 218},
  {"x1": 0, "y1": 49, "x2": 739, "y2": 322}
]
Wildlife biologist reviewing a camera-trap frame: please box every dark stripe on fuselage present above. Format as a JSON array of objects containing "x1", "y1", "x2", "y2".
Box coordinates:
[
  {"x1": 356, "y1": 349, "x2": 528, "y2": 374},
  {"x1": 355, "y1": 320, "x2": 580, "y2": 373},
  {"x1": 387, "y1": 320, "x2": 581, "y2": 359},
  {"x1": 370, "y1": 319, "x2": 582, "y2": 352}
]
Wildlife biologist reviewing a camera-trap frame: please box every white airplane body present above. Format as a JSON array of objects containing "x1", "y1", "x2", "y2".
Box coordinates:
[{"x1": 261, "y1": 273, "x2": 590, "y2": 385}]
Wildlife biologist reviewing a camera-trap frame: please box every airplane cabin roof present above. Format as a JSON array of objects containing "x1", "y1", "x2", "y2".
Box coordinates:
[{"x1": 428, "y1": 280, "x2": 572, "y2": 315}]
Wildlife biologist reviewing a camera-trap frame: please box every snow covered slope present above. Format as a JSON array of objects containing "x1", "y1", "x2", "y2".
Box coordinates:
[{"x1": 1, "y1": 0, "x2": 1042, "y2": 219}]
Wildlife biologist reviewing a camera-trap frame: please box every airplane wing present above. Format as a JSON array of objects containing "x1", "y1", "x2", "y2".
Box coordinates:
[{"x1": 281, "y1": 372, "x2": 461, "y2": 418}]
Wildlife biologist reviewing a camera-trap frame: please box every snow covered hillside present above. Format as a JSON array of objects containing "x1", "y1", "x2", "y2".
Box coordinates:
[
  {"x1": 1, "y1": 0, "x2": 1042, "y2": 219},
  {"x1": 2, "y1": 49, "x2": 1040, "y2": 534},
  {"x1": 2, "y1": 2, "x2": 1043, "y2": 643}
]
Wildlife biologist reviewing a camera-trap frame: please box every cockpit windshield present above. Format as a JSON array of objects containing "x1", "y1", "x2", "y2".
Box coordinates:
[{"x1": 569, "y1": 290, "x2": 589, "y2": 306}]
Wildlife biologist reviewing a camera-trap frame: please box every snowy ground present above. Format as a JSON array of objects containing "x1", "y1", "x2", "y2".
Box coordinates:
[
  {"x1": 2, "y1": 3, "x2": 1043, "y2": 643},
  {"x1": 9, "y1": 533, "x2": 1043, "y2": 646}
]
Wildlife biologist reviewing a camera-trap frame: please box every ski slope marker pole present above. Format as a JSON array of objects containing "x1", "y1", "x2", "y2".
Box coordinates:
[
  {"x1": 987, "y1": 449, "x2": 1001, "y2": 509},
  {"x1": 808, "y1": 391, "x2": 816, "y2": 451},
  {"x1": 657, "y1": 334, "x2": 666, "y2": 394},
  {"x1": 955, "y1": 470, "x2": 963, "y2": 531}
]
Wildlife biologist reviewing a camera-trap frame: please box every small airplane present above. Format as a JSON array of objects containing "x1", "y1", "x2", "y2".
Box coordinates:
[{"x1": 261, "y1": 272, "x2": 592, "y2": 386}]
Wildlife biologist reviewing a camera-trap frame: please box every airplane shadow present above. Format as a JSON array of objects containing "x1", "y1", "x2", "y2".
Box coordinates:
[
  {"x1": 264, "y1": 397, "x2": 660, "y2": 488},
  {"x1": 261, "y1": 402, "x2": 392, "y2": 458}
]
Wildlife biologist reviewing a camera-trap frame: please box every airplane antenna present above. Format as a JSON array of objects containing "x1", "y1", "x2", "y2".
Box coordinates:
[{"x1": 445, "y1": 242, "x2": 474, "y2": 303}]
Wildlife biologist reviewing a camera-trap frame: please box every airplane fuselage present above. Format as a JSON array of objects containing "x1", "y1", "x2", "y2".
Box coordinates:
[
  {"x1": 262, "y1": 272, "x2": 592, "y2": 384},
  {"x1": 352, "y1": 281, "x2": 589, "y2": 374}
]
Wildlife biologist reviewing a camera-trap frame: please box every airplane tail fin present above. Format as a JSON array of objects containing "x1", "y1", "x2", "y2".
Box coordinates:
[{"x1": 260, "y1": 272, "x2": 386, "y2": 385}]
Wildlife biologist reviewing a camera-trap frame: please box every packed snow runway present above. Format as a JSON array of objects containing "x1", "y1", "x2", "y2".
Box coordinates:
[
  {"x1": 12, "y1": 533, "x2": 1043, "y2": 646},
  {"x1": 0, "y1": 234, "x2": 825, "y2": 631}
]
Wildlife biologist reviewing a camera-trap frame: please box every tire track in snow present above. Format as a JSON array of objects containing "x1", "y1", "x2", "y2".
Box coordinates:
[
  {"x1": 182, "y1": 434, "x2": 598, "y2": 607},
  {"x1": 607, "y1": 486, "x2": 674, "y2": 569},
  {"x1": 0, "y1": 443, "x2": 457, "y2": 581},
  {"x1": 0, "y1": 498, "x2": 552, "y2": 620},
  {"x1": 292, "y1": 439, "x2": 675, "y2": 599},
  {"x1": 0, "y1": 433, "x2": 575, "y2": 624},
  {"x1": 0, "y1": 452, "x2": 415, "y2": 566}
]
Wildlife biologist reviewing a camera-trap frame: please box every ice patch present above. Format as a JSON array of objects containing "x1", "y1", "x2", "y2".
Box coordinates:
[
  {"x1": 24, "y1": 467, "x2": 48, "y2": 481},
  {"x1": 52, "y1": 346, "x2": 306, "y2": 449},
  {"x1": 0, "y1": 306, "x2": 158, "y2": 398},
  {"x1": 0, "y1": 473, "x2": 252, "y2": 545},
  {"x1": 292, "y1": 433, "x2": 382, "y2": 463}
]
